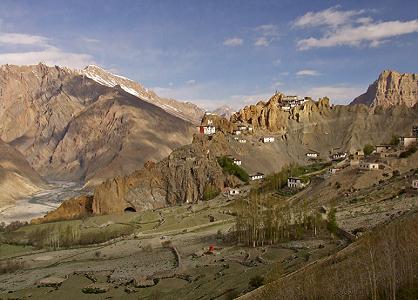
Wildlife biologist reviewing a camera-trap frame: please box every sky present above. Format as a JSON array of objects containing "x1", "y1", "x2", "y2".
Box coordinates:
[{"x1": 0, "y1": 0, "x2": 418, "y2": 109}]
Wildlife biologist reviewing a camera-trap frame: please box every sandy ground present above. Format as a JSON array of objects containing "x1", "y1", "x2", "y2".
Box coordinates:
[{"x1": 0, "y1": 181, "x2": 83, "y2": 224}]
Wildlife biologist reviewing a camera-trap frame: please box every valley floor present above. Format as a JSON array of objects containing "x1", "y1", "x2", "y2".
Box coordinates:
[{"x1": 0, "y1": 181, "x2": 83, "y2": 224}]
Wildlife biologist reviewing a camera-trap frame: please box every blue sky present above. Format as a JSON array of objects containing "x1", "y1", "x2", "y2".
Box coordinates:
[{"x1": 0, "y1": 0, "x2": 418, "y2": 109}]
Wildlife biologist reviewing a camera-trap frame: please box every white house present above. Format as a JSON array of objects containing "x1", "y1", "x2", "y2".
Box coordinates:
[
  {"x1": 238, "y1": 125, "x2": 247, "y2": 131},
  {"x1": 412, "y1": 179, "x2": 418, "y2": 189},
  {"x1": 359, "y1": 162, "x2": 381, "y2": 171},
  {"x1": 328, "y1": 168, "x2": 340, "y2": 174},
  {"x1": 261, "y1": 137, "x2": 275, "y2": 143},
  {"x1": 229, "y1": 188, "x2": 240, "y2": 196},
  {"x1": 331, "y1": 152, "x2": 347, "y2": 160},
  {"x1": 238, "y1": 139, "x2": 247, "y2": 144},
  {"x1": 247, "y1": 126, "x2": 253, "y2": 132},
  {"x1": 233, "y1": 158, "x2": 242, "y2": 166},
  {"x1": 287, "y1": 177, "x2": 307, "y2": 188},
  {"x1": 306, "y1": 152, "x2": 319, "y2": 159},
  {"x1": 250, "y1": 172, "x2": 264, "y2": 181},
  {"x1": 400, "y1": 137, "x2": 418, "y2": 148},
  {"x1": 233, "y1": 130, "x2": 242, "y2": 135},
  {"x1": 199, "y1": 125, "x2": 216, "y2": 135}
]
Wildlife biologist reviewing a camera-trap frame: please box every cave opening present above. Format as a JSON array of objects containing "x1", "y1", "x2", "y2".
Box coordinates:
[{"x1": 124, "y1": 207, "x2": 136, "y2": 212}]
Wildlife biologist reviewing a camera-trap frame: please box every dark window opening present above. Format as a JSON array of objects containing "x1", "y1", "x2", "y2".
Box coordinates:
[{"x1": 124, "y1": 207, "x2": 136, "y2": 212}]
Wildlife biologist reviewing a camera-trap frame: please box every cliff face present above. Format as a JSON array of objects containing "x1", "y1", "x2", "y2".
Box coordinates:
[
  {"x1": 0, "y1": 64, "x2": 195, "y2": 185},
  {"x1": 90, "y1": 133, "x2": 230, "y2": 215},
  {"x1": 31, "y1": 195, "x2": 93, "y2": 224},
  {"x1": 351, "y1": 70, "x2": 418, "y2": 108}
]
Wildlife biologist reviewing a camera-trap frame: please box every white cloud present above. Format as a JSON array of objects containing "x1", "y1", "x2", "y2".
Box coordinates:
[
  {"x1": 298, "y1": 20, "x2": 418, "y2": 50},
  {"x1": 294, "y1": 7, "x2": 418, "y2": 50},
  {"x1": 254, "y1": 24, "x2": 279, "y2": 47},
  {"x1": 293, "y1": 6, "x2": 364, "y2": 29},
  {"x1": 186, "y1": 79, "x2": 196, "y2": 85},
  {"x1": 0, "y1": 46, "x2": 94, "y2": 69},
  {"x1": 0, "y1": 30, "x2": 95, "y2": 68},
  {"x1": 296, "y1": 69, "x2": 320, "y2": 76},
  {"x1": 254, "y1": 37, "x2": 269, "y2": 47},
  {"x1": 0, "y1": 32, "x2": 48, "y2": 45},
  {"x1": 223, "y1": 37, "x2": 243, "y2": 47}
]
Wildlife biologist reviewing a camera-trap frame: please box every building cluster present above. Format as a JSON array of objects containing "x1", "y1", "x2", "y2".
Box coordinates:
[{"x1": 279, "y1": 95, "x2": 308, "y2": 111}]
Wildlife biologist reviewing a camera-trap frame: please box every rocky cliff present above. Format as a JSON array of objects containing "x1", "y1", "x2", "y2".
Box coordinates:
[
  {"x1": 351, "y1": 70, "x2": 418, "y2": 108},
  {"x1": 0, "y1": 63, "x2": 196, "y2": 185}
]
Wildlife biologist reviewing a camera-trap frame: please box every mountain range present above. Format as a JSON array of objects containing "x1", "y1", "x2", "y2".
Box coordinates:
[{"x1": 0, "y1": 66, "x2": 417, "y2": 216}]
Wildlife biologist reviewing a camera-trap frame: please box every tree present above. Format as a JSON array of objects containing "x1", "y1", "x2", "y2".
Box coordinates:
[
  {"x1": 389, "y1": 135, "x2": 400, "y2": 146},
  {"x1": 327, "y1": 208, "x2": 338, "y2": 235},
  {"x1": 363, "y1": 144, "x2": 375, "y2": 156}
]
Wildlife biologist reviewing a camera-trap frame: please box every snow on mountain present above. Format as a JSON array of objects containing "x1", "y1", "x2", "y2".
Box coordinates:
[{"x1": 80, "y1": 65, "x2": 204, "y2": 124}]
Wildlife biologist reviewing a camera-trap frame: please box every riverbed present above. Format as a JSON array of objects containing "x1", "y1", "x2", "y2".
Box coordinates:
[{"x1": 0, "y1": 181, "x2": 83, "y2": 224}]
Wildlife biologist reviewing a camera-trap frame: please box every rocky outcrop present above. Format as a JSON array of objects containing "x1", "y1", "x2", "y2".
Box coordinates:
[
  {"x1": 351, "y1": 70, "x2": 418, "y2": 108},
  {"x1": 31, "y1": 195, "x2": 93, "y2": 224},
  {"x1": 91, "y1": 133, "x2": 230, "y2": 215},
  {"x1": 0, "y1": 63, "x2": 195, "y2": 185}
]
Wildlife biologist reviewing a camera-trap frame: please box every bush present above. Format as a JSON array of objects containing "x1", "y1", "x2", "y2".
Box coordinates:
[
  {"x1": 327, "y1": 208, "x2": 338, "y2": 235},
  {"x1": 390, "y1": 135, "x2": 400, "y2": 146},
  {"x1": 249, "y1": 275, "x2": 265, "y2": 289},
  {"x1": 363, "y1": 144, "x2": 375, "y2": 156},
  {"x1": 217, "y1": 156, "x2": 249, "y2": 182}
]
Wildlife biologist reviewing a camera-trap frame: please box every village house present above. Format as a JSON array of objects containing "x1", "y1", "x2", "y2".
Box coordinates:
[
  {"x1": 354, "y1": 150, "x2": 365, "y2": 158},
  {"x1": 331, "y1": 152, "x2": 347, "y2": 160},
  {"x1": 247, "y1": 126, "x2": 253, "y2": 132},
  {"x1": 261, "y1": 137, "x2": 275, "y2": 143},
  {"x1": 238, "y1": 125, "x2": 247, "y2": 131},
  {"x1": 287, "y1": 177, "x2": 307, "y2": 189},
  {"x1": 250, "y1": 172, "x2": 264, "y2": 181},
  {"x1": 229, "y1": 188, "x2": 240, "y2": 196},
  {"x1": 238, "y1": 139, "x2": 247, "y2": 143},
  {"x1": 279, "y1": 95, "x2": 307, "y2": 110},
  {"x1": 306, "y1": 151, "x2": 319, "y2": 159},
  {"x1": 412, "y1": 179, "x2": 418, "y2": 189},
  {"x1": 359, "y1": 162, "x2": 381, "y2": 171},
  {"x1": 400, "y1": 137, "x2": 418, "y2": 148},
  {"x1": 233, "y1": 130, "x2": 242, "y2": 135},
  {"x1": 233, "y1": 158, "x2": 242, "y2": 166},
  {"x1": 199, "y1": 125, "x2": 216, "y2": 135},
  {"x1": 375, "y1": 145, "x2": 392, "y2": 153},
  {"x1": 328, "y1": 168, "x2": 340, "y2": 174}
]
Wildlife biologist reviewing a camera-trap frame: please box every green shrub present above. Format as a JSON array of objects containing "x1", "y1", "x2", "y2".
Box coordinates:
[
  {"x1": 327, "y1": 208, "x2": 338, "y2": 235},
  {"x1": 363, "y1": 144, "x2": 375, "y2": 156},
  {"x1": 390, "y1": 135, "x2": 400, "y2": 146},
  {"x1": 217, "y1": 156, "x2": 249, "y2": 182}
]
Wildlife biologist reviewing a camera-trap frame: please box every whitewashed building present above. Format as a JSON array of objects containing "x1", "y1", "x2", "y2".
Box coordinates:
[
  {"x1": 306, "y1": 152, "x2": 319, "y2": 159},
  {"x1": 261, "y1": 137, "x2": 275, "y2": 143},
  {"x1": 199, "y1": 125, "x2": 216, "y2": 135},
  {"x1": 328, "y1": 168, "x2": 340, "y2": 174},
  {"x1": 287, "y1": 177, "x2": 307, "y2": 188},
  {"x1": 233, "y1": 158, "x2": 242, "y2": 166},
  {"x1": 229, "y1": 188, "x2": 240, "y2": 195},
  {"x1": 412, "y1": 179, "x2": 418, "y2": 189},
  {"x1": 233, "y1": 130, "x2": 242, "y2": 135},
  {"x1": 238, "y1": 139, "x2": 247, "y2": 144},
  {"x1": 250, "y1": 173, "x2": 264, "y2": 181},
  {"x1": 331, "y1": 152, "x2": 347, "y2": 160},
  {"x1": 359, "y1": 162, "x2": 381, "y2": 171}
]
